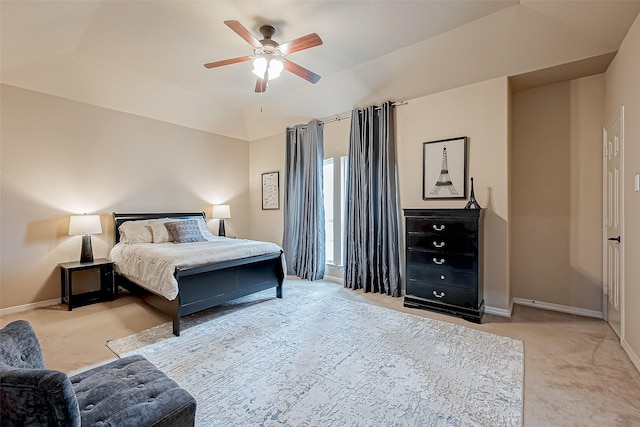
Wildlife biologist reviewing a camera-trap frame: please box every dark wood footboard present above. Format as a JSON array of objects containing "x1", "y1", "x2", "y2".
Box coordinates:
[
  {"x1": 115, "y1": 252, "x2": 284, "y2": 336},
  {"x1": 112, "y1": 212, "x2": 285, "y2": 336}
]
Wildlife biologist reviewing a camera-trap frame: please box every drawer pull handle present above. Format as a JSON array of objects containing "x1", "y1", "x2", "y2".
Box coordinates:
[
  {"x1": 433, "y1": 241, "x2": 446, "y2": 248},
  {"x1": 432, "y1": 258, "x2": 445, "y2": 265},
  {"x1": 440, "y1": 275, "x2": 446, "y2": 280},
  {"x1": 433, "y1": 291, "x2": 445, "y2": 298},
  {"x1": 433, "y1": 224, "x2": 445, "y2": 231}
]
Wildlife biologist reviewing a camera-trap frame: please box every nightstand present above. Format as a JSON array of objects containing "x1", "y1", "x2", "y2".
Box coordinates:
[{"x1": 59, "y1": 258, "x2": 115, "y2": 311}]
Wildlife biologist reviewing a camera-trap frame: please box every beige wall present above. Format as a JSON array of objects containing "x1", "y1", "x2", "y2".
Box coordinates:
[
  {"x1": 249, "y1": 77, "x2": 512, "y2": 310},
  {"x1": 511, "y1": 75, "x2": 604, "y2": 312},
  {"x1": 0, "y1": 84, "x2": 250, "y2": 309},
  {"x1": 248, "y1": 133, "x2": 285, "y2": 245},
  {"x1": 323, "y1": 118, "x2": 351, "y2": 161},
  {"x1": 397, "y1": 77, "x2": 511, "y2": 311},
  {"x1": 605, "y1": 14, "x2": 640, "y2": 366}
]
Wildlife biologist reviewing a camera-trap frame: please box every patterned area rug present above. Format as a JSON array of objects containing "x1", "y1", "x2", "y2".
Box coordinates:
[{"x1": 108, "y1": 284, "x2": 523, "y2": 426}]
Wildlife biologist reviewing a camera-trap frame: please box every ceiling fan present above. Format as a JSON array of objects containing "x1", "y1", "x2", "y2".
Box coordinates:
[{"x1": 204, "y1": 20, "x2": 323, "y2": 93}]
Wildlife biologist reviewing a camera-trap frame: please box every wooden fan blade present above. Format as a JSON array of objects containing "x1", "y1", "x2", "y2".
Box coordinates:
[
  {"x1": 282, "y1": 59, "x2": 321, "y2": 84},
  {"x1": 204, "y1": 56, "x2": 252, "y2": 69},
  {"x1": 255, "y1": 77, "x2": 267, "y2": 93},
  {"x1": 279, "y1": 33, "x2": 323, "y2": 55},
  {"x1": 255, "y1": 70, "x2": 268, "y2": 93},
  {"x1": 224, "y1": 20, "x2": 262, "y2": 48}
]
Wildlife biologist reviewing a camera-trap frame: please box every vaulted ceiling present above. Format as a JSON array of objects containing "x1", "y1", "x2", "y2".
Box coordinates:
[{"x1": 2, "y1": 1, "x2": 639, "y2": 141}]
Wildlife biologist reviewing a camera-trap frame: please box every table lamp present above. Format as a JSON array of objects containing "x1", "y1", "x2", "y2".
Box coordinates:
[
  {"x1": 212, "y1": 205, "x2": 231, "y2": 237},
  {"x1": 68, "y1": 214, "x2": 102, "y2": 263}
]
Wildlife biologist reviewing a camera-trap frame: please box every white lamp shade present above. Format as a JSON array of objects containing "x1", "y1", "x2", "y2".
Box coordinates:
[
  {"x1": 212, "y1": 205, "x2": 231, "y2": 219},
  {"x1": 69, "y1": 215, "x2": 102, "y2": 236}
]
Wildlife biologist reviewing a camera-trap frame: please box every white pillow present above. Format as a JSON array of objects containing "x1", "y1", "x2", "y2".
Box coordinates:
[
  {"x1": 148, "y1": 220, "x2": 174, "y2": 243},
  {"x1": 118, "y1": 220, "x2": 152, "y2": 244},
  {"x1": 197, "y1": 218, "x2": 217, "y2": 241}
]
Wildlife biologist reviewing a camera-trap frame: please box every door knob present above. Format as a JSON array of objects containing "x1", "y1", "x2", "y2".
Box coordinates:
[{"x1": 608, "y1": 236, "x2": 621, "y2": 243}]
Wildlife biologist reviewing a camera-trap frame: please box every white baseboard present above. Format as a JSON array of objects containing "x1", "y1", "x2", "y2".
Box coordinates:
[
  {"x1": 0, "y1": 298, "x2": 60, "y2": 317},
  {"x1": 512, "y1": 298, "x2": 603, "y2": 319},
  {"x1": 323, "y1": 275, "x2": 344, "y2": 284},
  {"x1": 485, "y1": 305, "x2": 512, "y2": 317},
  {"x1": 621, "y1": 339, "x2": 640, "y2": 374}
]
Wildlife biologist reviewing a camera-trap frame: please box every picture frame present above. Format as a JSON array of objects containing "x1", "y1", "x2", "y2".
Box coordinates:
[
  {"x1": 261, "y1": 171, "x2": 280, "y2": 210},
  {"x1": 423, "y1": 136, "x2": 468, "y2": 200}
]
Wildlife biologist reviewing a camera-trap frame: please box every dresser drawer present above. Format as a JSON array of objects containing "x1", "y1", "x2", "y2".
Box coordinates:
[
  {"x1": 406, "y1": 218, "x2": 477, "y2": 236},
  {"x1": 407, "y1": 250, "x2": 475, "y2": 271},
  {"x1": 406, "y1": 233, "x2": 477, "y2": 255},
  {"x1": 405, "y1": 282, "x2": 478, "y2": 308},
  {"x1": 406, "y1": 265, "x2": 476, "y2": 290}
]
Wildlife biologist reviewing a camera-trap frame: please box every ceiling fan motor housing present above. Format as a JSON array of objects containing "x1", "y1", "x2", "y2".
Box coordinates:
[
  {"x1": 259, "y1": 25, "x2": 276, "y2": 40},
  {"x1": 258, "y1": 25, "x2": 280, "y2": 55}
]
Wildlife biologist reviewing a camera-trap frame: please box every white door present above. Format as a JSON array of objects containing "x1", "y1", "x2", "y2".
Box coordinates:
[{"x1": 603, "y1": 107, "x2": 624, "y2": 338}]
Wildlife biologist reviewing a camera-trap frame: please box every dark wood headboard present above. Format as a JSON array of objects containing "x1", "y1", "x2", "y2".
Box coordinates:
[{"x1": 113, "y1": 212, "x2": 206, "y2": 244}]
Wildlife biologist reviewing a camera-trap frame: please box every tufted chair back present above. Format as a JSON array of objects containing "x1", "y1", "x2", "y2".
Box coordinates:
[{"x1": 0, "y1": 320, "x2": 81, "y2": 427}]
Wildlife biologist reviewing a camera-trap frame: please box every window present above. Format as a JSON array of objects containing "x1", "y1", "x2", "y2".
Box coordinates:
[
  {"x1": 340, "y1": 156, "x2": 348, "y2": 263},
  {"x1": 323, "y1": 156, "x2": 348, "y2": 267},
  {"x1": 323, "y1": 159, "x2": 334, "y2": 264}
]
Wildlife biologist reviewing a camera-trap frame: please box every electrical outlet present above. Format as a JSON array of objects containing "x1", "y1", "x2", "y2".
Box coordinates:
[{"x1": 635, "y1": 173, "x2": 640, "y2": 192}]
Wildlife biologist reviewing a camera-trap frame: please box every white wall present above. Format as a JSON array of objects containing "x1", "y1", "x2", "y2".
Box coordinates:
[
  {"x1": 0, "y1": 84, "x2": 250, "y2": 308},
  {"x1": 605, "y1": 14, "x2": 640, "y2": 367}
]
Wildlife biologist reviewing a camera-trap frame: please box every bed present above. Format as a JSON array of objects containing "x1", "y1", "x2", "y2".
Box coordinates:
[{"x1": 111, "y1": 212, "x2": 285, "y2": 336}]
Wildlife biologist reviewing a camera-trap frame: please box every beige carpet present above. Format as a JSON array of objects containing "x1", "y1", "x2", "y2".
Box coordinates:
[{"x1": 2, "y1": 278, "x2": 640, "y2": 426}]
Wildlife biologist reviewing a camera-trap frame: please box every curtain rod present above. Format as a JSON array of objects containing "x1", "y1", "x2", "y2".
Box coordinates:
[{"x1": 318, "y1": 101, "x2": 408, "y2": 125}]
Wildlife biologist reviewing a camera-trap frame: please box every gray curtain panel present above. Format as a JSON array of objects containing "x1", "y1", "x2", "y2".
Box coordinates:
[
  {"x1": 282, "y1": 119, "x2": 326, "y2": 280},
  {"x1": 345, "y1": 101, "x2": 401, "y2": 296}
]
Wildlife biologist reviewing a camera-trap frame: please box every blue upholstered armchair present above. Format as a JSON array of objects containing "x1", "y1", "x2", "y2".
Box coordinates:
[{"x1": 0, "y1": 320, "x2": 196, "y2": 426}]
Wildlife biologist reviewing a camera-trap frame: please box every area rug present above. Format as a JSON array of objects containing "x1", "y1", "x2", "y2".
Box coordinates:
[{"x1": 108, "y1": 286, "x2": 523, "y2": 426}]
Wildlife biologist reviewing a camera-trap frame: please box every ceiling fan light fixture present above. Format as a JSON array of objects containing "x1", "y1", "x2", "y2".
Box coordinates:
[
  {"x1": 252, "y1": 57, "x2": 268, "y2": 78},
  {"x1": 252, "y1": 57, "x2": 283, "y2": 81},
  {"x1": 268, "y1": 59, "x2": 283, "y2": 79}
]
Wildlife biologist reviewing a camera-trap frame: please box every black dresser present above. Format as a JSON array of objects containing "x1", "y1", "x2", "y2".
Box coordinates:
[{"x1": 403, "y1": 208, "x2": 484, "y2": 323}]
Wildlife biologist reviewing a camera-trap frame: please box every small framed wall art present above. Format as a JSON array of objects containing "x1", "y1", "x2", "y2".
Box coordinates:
[
  {"x1": 261, "y1": 171, "x2": 280, "y2": 210},
  {"x1": 423, "y1": 136, "x2": 468, "y2": 200}
]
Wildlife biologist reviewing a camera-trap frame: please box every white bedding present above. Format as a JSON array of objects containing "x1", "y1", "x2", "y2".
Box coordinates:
[{"x1": 110, "y1": 237, "x2": 283, "y2": 300}]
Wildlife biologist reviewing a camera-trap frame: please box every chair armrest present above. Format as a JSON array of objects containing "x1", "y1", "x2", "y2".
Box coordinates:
[
  {"x1": 0, "y1": 367, "x2": 81, "y2": 427},
  {"x1": 0, "y1": 320, "x2": 44, "y2": 369}
]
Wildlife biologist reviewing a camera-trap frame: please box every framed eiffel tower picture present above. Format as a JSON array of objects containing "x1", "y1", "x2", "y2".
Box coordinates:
[{"x1": 423, "y1": 136, "x2": 468, "y2": 200}]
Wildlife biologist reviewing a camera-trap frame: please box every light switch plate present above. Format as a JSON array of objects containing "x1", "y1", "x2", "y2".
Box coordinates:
[{"x1": 635, "y1": 173, "x2": 640, "y2": 192}]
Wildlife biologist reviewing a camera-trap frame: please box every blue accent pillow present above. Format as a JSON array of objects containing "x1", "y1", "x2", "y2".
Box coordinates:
[{"x1": 164, "y1": 220, "x2": 207, "y2": 243}]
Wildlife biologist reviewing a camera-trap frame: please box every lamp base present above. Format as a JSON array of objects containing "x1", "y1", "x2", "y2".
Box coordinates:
[
  {"x1": 218, "y1": 219, "x2": 226, "y2": 237},
  {"x1": 80, "y1": 235, "x2": 94, "y2": 263}
]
